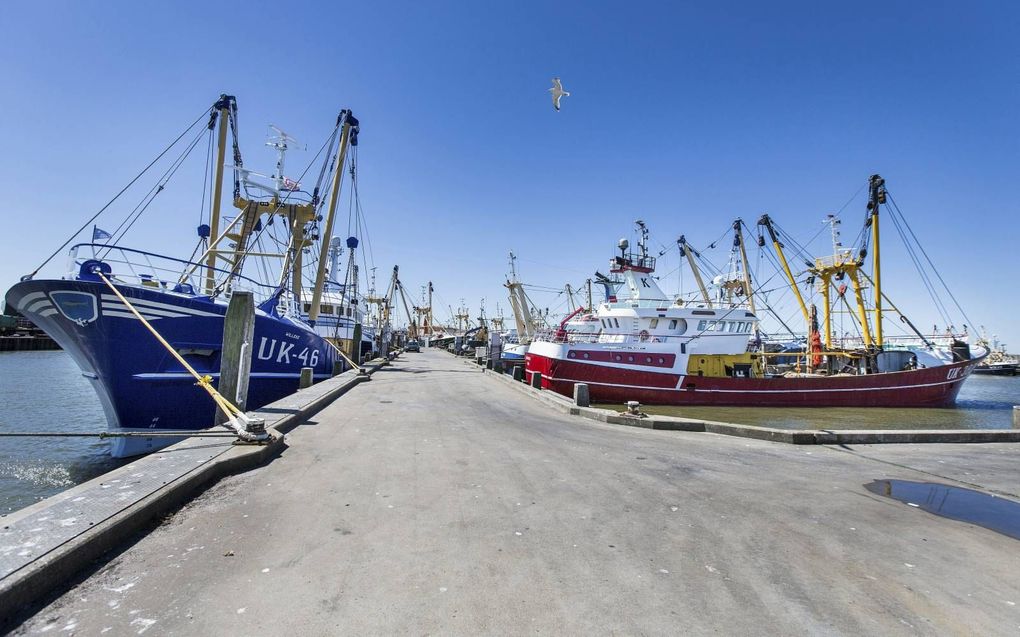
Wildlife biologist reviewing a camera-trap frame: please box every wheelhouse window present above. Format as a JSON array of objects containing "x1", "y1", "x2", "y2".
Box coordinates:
[
  {"x1": 649, "y1": 318, "x2": 659, "y2": 329},
  {"x1": 321, "y1": 304, "x2": 334, "y2": 315}
]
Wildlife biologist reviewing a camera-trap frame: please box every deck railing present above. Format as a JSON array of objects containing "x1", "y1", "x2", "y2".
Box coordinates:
[{"x1": 68, "y1": 243, "x2": 278, "y2": 303}]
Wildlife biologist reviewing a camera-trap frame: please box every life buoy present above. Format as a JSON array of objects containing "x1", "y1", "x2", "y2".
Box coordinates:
[{"x1": 639, "y1": 330, "x2": 650, "y2": 342}]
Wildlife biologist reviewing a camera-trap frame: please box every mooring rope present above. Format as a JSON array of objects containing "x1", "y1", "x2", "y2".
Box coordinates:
[
  {"x1": 0, "y1": 431, "x2": 238, "y2": 438},
  {"x1": 324, "y1": 336, "x2": 361, "y2": 370},
  {"x1": 94, "y1": 269, "x2": 267, "y2": 442}
]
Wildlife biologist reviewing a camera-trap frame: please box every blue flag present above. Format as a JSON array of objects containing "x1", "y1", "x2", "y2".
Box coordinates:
[{"x1": 92, "y1": 226, "x2": 112, "y2": 242}]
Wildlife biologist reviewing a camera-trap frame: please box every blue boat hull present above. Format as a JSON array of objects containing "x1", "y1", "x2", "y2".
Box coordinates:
[{"x1": 5, "y1": 280, "x2": 339, "y2": 457}]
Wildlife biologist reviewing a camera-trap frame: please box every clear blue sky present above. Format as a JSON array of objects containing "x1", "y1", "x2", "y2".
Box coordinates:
[{"x1": 1, "y1": 1, "x2": 1017, "y2": 348}]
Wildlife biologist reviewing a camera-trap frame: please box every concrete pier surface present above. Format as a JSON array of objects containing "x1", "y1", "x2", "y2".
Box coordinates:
[{"x1": 14, "y1": 350, "x2": 1020, "y2": 635}]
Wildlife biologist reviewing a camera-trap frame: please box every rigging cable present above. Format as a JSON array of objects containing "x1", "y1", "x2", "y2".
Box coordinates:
[
  {"x1": 102, "y1": 124, "x2": 210, "y2": 254},
  {"x1": 178, "y1": 129, "x2": 217, "y2": 278},
  {"x1": 23, "y1": 106, "x2": 213, "y2": 280},
  {"x1": 886, "y1": 192, "x2": 975, "y2": 331},
  {"x1": 218, "y1": 116, "x2": 343, "y2": 299}
]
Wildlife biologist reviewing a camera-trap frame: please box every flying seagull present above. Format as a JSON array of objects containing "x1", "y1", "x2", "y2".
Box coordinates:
[{"x1": 549, "y1": 77, "x2": 570, "y2": 111}]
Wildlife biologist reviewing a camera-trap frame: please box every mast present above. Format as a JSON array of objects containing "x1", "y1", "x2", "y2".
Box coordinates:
[
  {"x1": 505, "y1": 251, "x2": 532, "y2": 340},
  {"x1": 734, "y1": 220, "x2": 756, "y2": 315},
  {"x1": 309, "y1": 110, "x2": 358, "y2": 323},
  {"x1": 678, "y1": 235, "x2": 712, "y2": 307},
  {"x1": 427, "y1": 282, "x2": 433, "y2": 336},
  {"x1": 758, "y1": 214, "x2": 811, "y2": 330},
  {"x1": 204, "y1": 94, "x2": 234, "y2": 295},
  {"x1": 867, "y1": 174, "x2": 886, "y2": 349}
]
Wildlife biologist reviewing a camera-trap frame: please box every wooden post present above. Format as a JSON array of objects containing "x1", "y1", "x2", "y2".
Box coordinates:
[
  {"x1": 350, "y1": 322, "x2": 363, "y2": 366},
  {"x1": 300, "y1": 367, "x2": 314, "y2": 389},
  {"x1": 573, "y1": 383, "x2": 590, "y2": 407},
  {"x1": 530, "y1": 371, "x2": 542, "y2": 389},
  {"x1": 1013, "y1": 405, "x2": 1019, "y2": 429},
  {"x1": 217, "y1": 291, "x2": 255, "y2": 426},
  {"x1": 512, "y1": 366, "x2": 524, "y2": 382}
]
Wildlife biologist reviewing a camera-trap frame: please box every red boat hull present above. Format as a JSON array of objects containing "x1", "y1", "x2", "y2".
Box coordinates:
[{"x1": 524, "y1": 352, "x2": 979, "y2": 407}]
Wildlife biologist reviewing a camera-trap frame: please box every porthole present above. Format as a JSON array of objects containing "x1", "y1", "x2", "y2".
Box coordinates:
[
  {"x1": 568, "y1": 351, "x2": 576, "y2": 358},
  {"x1": 627, "y1": 356, "x2": 634, "y2": 362},
  {"x1": 583, "y1": 353, "x2": 590, "y2": 359},
  {"x1": 658, "y1": 358, "x2": 665, "y2": 364},
  {"x1": 645, "y1": 357, "x2": 652, "y2": 363}
]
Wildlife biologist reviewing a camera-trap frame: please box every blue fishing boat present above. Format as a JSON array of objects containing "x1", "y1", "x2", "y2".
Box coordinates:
[{"x1": 5, "y1": 95, "x2": 375, "y2": 457}]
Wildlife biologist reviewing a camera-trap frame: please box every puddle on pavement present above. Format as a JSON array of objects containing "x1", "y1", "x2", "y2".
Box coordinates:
[{"x1": 865, "y1": 479, "x2": 1020, "y2": 541}]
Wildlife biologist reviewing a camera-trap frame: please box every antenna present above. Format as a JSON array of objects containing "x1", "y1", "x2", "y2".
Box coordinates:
[
  {"x1": 266, "y1": 124, "x2": 306, "y2": 194},
  {"x1": 635, "y1": 219, "x2": 649, "y2": 259},
  {"x1": 825, "y1": 213, "x2": 842, "y2": 258}
]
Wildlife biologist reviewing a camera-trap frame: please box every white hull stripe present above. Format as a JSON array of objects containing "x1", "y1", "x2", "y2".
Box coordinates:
[
  {"x1": 133, "y1": 372, "x2": 328, "y2": 380},
  {"x1": 17, "y1": 292, "x2": 47, "y2": 310},
  {"x1": 38, "y1": 308, "x2": 59, "y2": 317},
  {"x1": 101, "y1": 310, "x2": 167, "y2": 321},
  {"x1": 101, "y1": 302, "x2": 191, "y2": 319},
  {"x1": 543, "y1": 374, "x2": 965, "y2": 394},
  {"x1": 25, "y1": 299, "x2": 55, "y2": 314},
  {"x1": 100, "y1": 294, "x2": 221, "y2": 317}
]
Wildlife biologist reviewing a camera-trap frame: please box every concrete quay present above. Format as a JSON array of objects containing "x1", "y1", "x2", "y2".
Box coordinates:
[{"x1": 10, "y1": 349, "x2": 1020, "y2": 635}]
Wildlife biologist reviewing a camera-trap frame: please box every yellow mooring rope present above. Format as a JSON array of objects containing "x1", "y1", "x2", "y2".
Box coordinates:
[
  {"x1": 324, "y1": 336, "x2": 361, "y2": 370},
  {"x1": 95, "y1": 271, "x2": 264, "y2": 440}
]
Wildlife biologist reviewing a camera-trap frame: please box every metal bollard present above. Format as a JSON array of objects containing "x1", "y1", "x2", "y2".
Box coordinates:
[
  {"x1": 1014, "y1": 405, "x2": 1020, "y2": 429},
  {"x1": 530, "y1": 371, "x2": 542, "y2": 389},
  {"x1": 626, "y1": 400, "x2": 641, "y2": 415},
  {"x1": 573, "y1": 383, "x2": 590, "y2": 407},
  {"x1": 512, "y1": 366, "x2": 524, "y2": 382},
  {"x1": 299, "y1": 367, "x2": 314, "y2": 389},
  {"x1": 332, "y1": 360, "x2": 345, "y2": 377}
]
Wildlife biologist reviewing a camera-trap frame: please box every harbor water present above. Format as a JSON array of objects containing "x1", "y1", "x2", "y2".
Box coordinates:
[
  {"x1": 0, "y1": 351, "x2": 1017, "y2": 517},
  {"x1": 0, "y1": 351, "x2": 121, "y2": 515}
]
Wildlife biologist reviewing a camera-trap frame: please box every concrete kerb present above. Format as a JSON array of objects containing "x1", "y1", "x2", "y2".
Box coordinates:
[
  {"x1": 0, "y1": 355, "x2": 394, "y2": 623},
  {"x1": 478, "y1": 365, "x2": 1020, "y2": 445}
]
